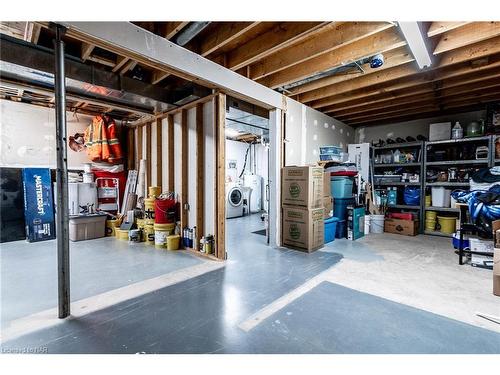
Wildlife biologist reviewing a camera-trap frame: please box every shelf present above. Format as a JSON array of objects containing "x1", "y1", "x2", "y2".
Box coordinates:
[
  {"x1": 373, "y1": 141, "x2": 423, "y2": 150},
  {"x1": 425, "y1": 206, "x2": 460, "y2": 213},
  {"x1": 425, "y1": 182, "x2": 469, "y2": 187},
  {"x1": 374, "y1": 163, "x2": 420, "y2": 168},
  {"x1": 425, "y1": 136, "x2": 490, "y2": 145},
  {"x1": 375, "y1": 181, "x2": 420, "y2": 186},
  {"x1": 425, "y1": 160, "x2": 488, "y2": 166},
  {"x1": 387, "y1": 204, "x2": 421, "y2": 210},
  {"x1": 424, "y1": 230, "x2": 454, "y2": 238}
]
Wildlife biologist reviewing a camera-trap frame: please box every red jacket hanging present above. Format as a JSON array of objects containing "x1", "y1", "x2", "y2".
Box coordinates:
[{"x1": 84, "y1": 115, "x2": 123, "y2": 163}]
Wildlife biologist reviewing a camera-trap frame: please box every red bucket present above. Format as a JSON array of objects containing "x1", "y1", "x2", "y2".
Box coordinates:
[{"x1": 154, "y1": 198, "x2": 177, "y2": 224}]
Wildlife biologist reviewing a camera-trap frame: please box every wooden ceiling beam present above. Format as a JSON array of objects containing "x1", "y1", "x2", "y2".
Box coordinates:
[
  {"x1": 433, "y1": 22, "x2": 500, "y2": 55},
  {"x1": 311, "y1": 38, "x2": 500, "y2": 109},
  {"x1": 199, "y1": 22, "x2": 261, "y2": 57},
  {"x1": 225, "y1": 22, "x2": 328, "y2": 71},
  {"x1": 24, "y1": 22, "x2": 41, "y2": 44},
  {"x1": 427, "y1": 21, "x2": 470, "y2": 37},
  {"x1": 112, "y1": 56, "x2": 130, "y2": 73},
  {"x1": 289, "y1": 46, "x2": 413, "y2": 97},
  {"x1": 151, "y1": 70, "x2": 170, "y2": 84},
  {"x1": 164, "y1": 21, "x2": 189, "y2": 40},
  {"x1": 250, "y1": 22, "x2": 394, "y2": 81},
  {"x1": 120, "y1": 59, "x2": 137, "y2": 75},
  {"x1": 87, "y1": 55, "x2": 116, "y2": 67},
  {"x1": 81, "y1": 42, "x2": 95, "y2": 62},
  {"x1": 257, "y1": 26, "x2": 406, "y2": 89}
]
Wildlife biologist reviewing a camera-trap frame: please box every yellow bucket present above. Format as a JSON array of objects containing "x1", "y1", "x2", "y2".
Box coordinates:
[
  {"x1": 425, "y1": 195, "x2": 431, "y2": 207},
  {"x1": 144, "y1": 224, "x2": 155, "y2": 245},
  {"x1": 166, "y1": 235, "x2": 181, "y2": 250},
  {"x1": 144, "y1": 218, "x2": 155, "y2": 226},
  {"x1": 437, "y1": 216, "x2": 456, "y2": 234},
  {"x1": 425, "y1": 219, "x2": 436, "y2": 231},
  {"x1": 154, "y1": 223, "x2": 175, "y2": 248},
  {"x1": 136, "y1": 218, "x2": 145, "y2": 229},
  {"x1": 148, "y1": 186, "x2": 161, "y2": 199},
  {"x1": 106, "y1": 219, "x2": 119, "y2": 237},
  {"x1": 144, "y1": 198, "x2": 155, "y2": 211},
  {"x1": 425, "y1": 211, "x2": 437, "y2": 220},
  {"x1": 115, "y1": 228, "x2": 129, "y2": 241}
]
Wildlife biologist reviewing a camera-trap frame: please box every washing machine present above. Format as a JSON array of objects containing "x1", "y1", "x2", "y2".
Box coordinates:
[{"x1": 226, "y1": 184, "x2": 245, "y2": 218}]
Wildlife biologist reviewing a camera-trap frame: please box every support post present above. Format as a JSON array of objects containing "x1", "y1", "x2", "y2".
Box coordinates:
[{"x1": 53, "y1": 25, "x2": 70, "y2": 318}]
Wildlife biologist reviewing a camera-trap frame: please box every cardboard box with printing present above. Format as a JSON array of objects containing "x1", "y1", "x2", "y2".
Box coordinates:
[
  {"x1": 282, "y1": 206, "x2": 324, "y2": 252},
  {"x1": 384, "y1": 218, "x2": 419, "y2": 236},
  {"x1": 323, "y1": 196, "x2": 333, "y2": 218},
  {"x1": 282, "y1": 166, "x2": 324, "y2": 208},
  {"x1": 323, "y1": 172, "x2": 331, "y2": 197},
  {"x1": 493, "y1": 248, "x2": 500, "y2": 296}
]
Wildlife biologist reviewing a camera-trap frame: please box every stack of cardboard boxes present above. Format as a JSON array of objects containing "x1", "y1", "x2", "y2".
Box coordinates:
[
  {"x1": 323, "y1": 171, "x2": 333, "y2": 219},
  {"x1": 282, "y1": 166, "x2": 324, "y2": 252}
]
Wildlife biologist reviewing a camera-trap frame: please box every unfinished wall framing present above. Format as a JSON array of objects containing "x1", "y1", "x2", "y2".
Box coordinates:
[{"x1": 132, "y1": 93, "x2": 225, "y2": 260}]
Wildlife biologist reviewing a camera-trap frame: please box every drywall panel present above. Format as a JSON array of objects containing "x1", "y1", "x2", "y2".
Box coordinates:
[
  {"x1": 284, "y1": 98, "x2": 354, "y2": 166},
  {"x1": 161, "y1": 117, "x2": 169, "y2": 191},
  {"x1": 203, "y1": 101, "x2": 215, "y2": 236},
  {"x1": 173, "y1": 113, "x2": 182, "y2": 202},
  {"x1": 355, "y1": 110, "x2": 486, "y2": 144},
  {"x1": 0, "y1": 100, "x2": 93, "y2": 168},
  {"x1": 187, "y1": 107, "x2": 197, "y2": 228}
]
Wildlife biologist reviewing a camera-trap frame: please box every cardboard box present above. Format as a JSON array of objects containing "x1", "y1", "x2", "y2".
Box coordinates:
[
  {"x1": 493, "y1": 248, "x2": 500, "y2": 296},
  {"x1": 323, "y1": 172, "x2": 331, "y2": 197},
  {"x1": 323, "y1": 196, "x2": 333, "y2": 218},
  {"x1": 347, "y1": 206, "x2": 365, "y2": 240},
  {"x1": 384, "y1": 218, "x2": 419, "y2": 236},
  {"x1": 22, "y1": 168, "x2": 56, "y2": 242},
  {"x1": 282, "y1": 166, "x2": 324, "y2": 208},
  {"x1": 282, "y1": 206, "x2": 324, "y2": 252}
]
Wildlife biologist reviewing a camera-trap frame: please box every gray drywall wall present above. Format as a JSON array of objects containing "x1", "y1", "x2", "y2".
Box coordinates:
[
  {"x1": 284, "y1": 98, "x2": 354, "y2": 166},
  {"x1": 0, "y1": 100, "x2": 94, "y2": 168},
  {"x1": 355, "y1": 110, "x2": 487, "y2": 144}
]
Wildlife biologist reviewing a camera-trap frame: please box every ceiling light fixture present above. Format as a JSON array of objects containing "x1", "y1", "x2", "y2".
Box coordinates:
[{"x1": 398, "y1": 22, "x2": 432, "y2": 69}]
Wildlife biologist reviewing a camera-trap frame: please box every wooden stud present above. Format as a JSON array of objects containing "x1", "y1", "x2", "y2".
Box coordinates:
[
  {"x1": 146, "y1": 123, "x2": 152, "y2": 189},
  {"x1": 180, "y1": 109, "x2": 189, "y2": 237},
  {"x1": 112, "y1": 56, "x2": 130, "y2": 73},
  {"x1": 152, "y1": 70, "x2": 170, "y2": 85},
  {"x1": 156, "y1": 118, "x2": 163, "y2": 189},
  {"x1": 136, "y1": 125, "x2": 143, "y2": 172},
  {"x1": 214, "y1": 94, "x2": 226, "y2": 259},
  {"x1": 167, "y1": 114, "x2": 175, "y2": 192},
  {"x1": 127, "y1": 127, "x2": 135, "y2": 171},
  {"x1": 120, "y1": 60, "x2": 138, "y2": 75},
  {"x1": 196, "y1": 104, "x2": 205, "y2": 249}
]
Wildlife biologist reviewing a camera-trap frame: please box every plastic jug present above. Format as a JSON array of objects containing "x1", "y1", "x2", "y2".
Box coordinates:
[{"x1": 451, "y1": 121, "x2": 463, "y2": 139}]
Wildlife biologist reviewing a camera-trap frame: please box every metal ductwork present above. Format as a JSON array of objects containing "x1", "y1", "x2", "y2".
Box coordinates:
[{"x1": 172, "y1": 22, "x2": 211, "y2": 46}]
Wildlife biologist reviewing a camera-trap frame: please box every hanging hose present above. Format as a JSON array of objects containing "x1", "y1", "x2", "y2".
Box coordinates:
[{"x1": 239, "y1": 142, "x2": 251, "y2": 179}]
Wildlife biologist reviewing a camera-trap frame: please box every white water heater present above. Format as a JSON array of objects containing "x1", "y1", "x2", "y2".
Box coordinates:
[{"x1": 243, "y1": 174, "x2": 263, "y2": 213}]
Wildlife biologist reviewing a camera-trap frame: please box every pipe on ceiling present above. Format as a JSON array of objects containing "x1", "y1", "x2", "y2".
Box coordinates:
[{"x1": 172, "y1": 21, "x2": 211, "y2": 46}]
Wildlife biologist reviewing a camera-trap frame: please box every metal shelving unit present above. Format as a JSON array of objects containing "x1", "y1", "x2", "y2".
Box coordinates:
[
  {"x1": 372, "y1": 141, "x2": 425, "y2": 233},
  {"x1": 423, "y1": 135, "x2": 494, "y2": 237}
]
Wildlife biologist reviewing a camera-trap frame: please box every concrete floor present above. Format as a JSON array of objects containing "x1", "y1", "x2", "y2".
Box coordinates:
[{"x1": 1, "y1": 214, "x2": 499, "y2": 353}]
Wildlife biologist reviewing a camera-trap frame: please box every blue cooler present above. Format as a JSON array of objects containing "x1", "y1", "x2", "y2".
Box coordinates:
[
  {"x1": 324, "y1": 217, "x2": 339, "y2": 243},
  {"x1": 333, "y1": 197, "x2": 355, "y2": 220},
  {"x1": 331, "y1": 176, "x2": 354, "y2": 199}
]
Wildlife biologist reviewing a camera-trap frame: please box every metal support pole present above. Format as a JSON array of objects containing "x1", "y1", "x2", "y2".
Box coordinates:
[{"x1": 53, "y1": 25, "x2": 70, "y2": 318}]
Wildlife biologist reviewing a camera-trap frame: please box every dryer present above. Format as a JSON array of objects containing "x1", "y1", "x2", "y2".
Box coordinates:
[{"x1": 226, "y1": 184, "x2": 245, "y2": 218}]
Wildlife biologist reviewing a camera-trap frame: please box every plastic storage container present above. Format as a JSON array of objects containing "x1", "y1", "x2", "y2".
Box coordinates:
[
  {"x1": 431, "y1": 187, "x2": 451, "y2": 207},
  {"x1": 437, "y1": 216, "x2": 456, "y2": 234},
  {"x1": 333, "y1": 197, "x2": 355, "y2": 220},
  {"x1": 331, "y1": 176, "x2": 354, "y2": 199},
  {"x1": 370, "y1": 214, "x2": 385, "y2": 234},
  {"x1": 324, "y1": 217, "x2": 339, "y2": 243},
  {"x1": 166, "y1": 234, "x2": 181, "y2": 250},
  {"x1": 69, "y1": 214, "x2": 107, "y2": 241},
  {"x1": 335, "y1": 219, "x2": 347, "y2": 239}
]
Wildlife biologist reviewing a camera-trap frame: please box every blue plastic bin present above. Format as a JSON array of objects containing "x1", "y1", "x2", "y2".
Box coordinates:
[
  {"x1": 331, "y1": 176, "x2": 354, "y2": 198},
  {"x1": 324, "y1": 217, "x2": 339, "y2": 243},
  {"x1": 333, "y1": 197, "x2": 354, "y2": 220},
  {"x1": 335, "y1": 219, "x2": 347, "y2": 239}
]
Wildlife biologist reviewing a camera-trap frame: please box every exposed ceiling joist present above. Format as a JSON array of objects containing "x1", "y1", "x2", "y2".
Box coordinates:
[
  {"x1": 199, "y1": 22, "x2": 260, "y2": 57},
  {"x1": 81, "y1": 42, "x2": 95, "y2": 61},
  {"x1": 427, "y1": 21, "x2": 471, "y2": 37},
  {"x1": 433, "y1": 21, "x2": 500, "y2": 55},
  {"x1": 258, "y1": 26, "x2": 407, "y2": 89},
  {"x1": 112, "y1": 56, "x2": 130, "y2": 73},
  {"x1": 164, "y1": 21, "x2": 190, "y2": 40},
  {"x1": 225, "y1": 22, "x2": 327, "y2": 71}
]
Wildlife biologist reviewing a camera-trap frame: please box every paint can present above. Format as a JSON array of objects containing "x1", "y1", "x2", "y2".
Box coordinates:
[
  {"x1": 115, "y1": 228, "x2": 129, "y2": 241},
  {"x1": 106, "y1": 219, "x2": 119, "y2": 237},
  {"x1": 144, "y1": 224, "x2": 155, "y2": 245},
  {"x1": 166, "y1": 235, "x2": 181, "y2": 250},
  {"x1": 148, "y1": 186, "x2": 161, "y2": 199},
  {"x1": 129, "y1": 229, "x2": 141, "y2": 242},
  {"x1": 154, "y1": 223, "x2": 175, "y2": 248}
]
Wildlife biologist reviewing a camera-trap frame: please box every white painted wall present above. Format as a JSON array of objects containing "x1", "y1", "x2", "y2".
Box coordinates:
[
  {"x1": 355, "y1": 110, "x2": 487, "y2": 144},
  {"x1": 284, "y1": 98, "x2": 354, "y2": 166},
  {"x1": 0, "y1": 100, "x2": 94, "y2": 168}
]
